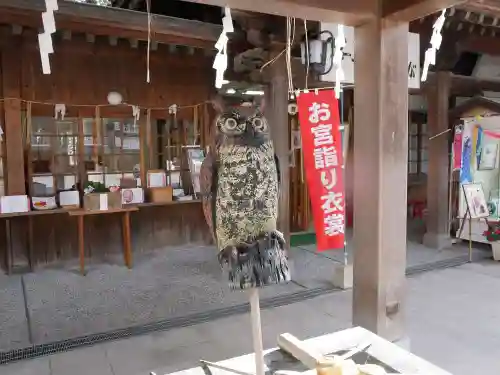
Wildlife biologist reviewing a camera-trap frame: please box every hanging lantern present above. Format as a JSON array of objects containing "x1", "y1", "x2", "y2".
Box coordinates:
[
  {"x1": 107, "y1": 91, "x2": 123, "y2": 105},
  {"x1": 300, "y1": 31, "x2": 335, "y2": 75}
]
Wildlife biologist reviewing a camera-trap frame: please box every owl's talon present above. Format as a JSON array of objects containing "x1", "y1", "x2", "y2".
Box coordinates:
[{"x1": 271, "y1": 230, "x2": 285, "y2": 248}]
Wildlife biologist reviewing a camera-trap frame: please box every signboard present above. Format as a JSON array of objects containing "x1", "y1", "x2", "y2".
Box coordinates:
[
  {"x1": 297, "y1": 89, "x2": 345, "y2": 251},
  {"x1": 319, "y1": 23, "x2": 421, "y2": 89}
]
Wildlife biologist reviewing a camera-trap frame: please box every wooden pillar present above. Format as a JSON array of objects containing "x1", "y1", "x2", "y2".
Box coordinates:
[
  {"x1": 1, "y1": 36, "x2": 25, "y2": 195},
  {"x1": 423, "y1": 72, "x2": 452, "y2": 249},
  {"x1": 352, "y1": 19, "x2": 409, "y2": 341},
  {"x1": 267, "y1": 56, "x2": 291, "y2": 247}
]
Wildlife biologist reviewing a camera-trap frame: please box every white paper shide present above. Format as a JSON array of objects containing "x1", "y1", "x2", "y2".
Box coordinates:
[
  {"x1": 38, "y1": 0, "x2": 59, "y2": 74},
  {"x1": 213, "y1": 7, "x2": 233, "y2": 88}
]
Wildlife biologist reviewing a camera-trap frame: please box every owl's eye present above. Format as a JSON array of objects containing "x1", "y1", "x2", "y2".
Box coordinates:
[
  {"x1": 224, "y1": 118, "x2": 237, "y2": 130},
  {"x1": 252, "y1": 117, "x2": 268, "y2": 133},
  {"x1": 221, "y1": 117, "x2": 245, "y2": 134}
]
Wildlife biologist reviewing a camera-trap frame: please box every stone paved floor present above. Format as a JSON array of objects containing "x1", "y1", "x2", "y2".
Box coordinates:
[
  {"x1": 2, "y1": 260, "x2": 500, "y2": 375},
  {"x1": 0, "y1": 229, "x2": 477, "y2": 350}
]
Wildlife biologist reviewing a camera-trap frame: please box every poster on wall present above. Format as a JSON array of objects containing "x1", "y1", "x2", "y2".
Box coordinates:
[
  {"x1": 297, "y1": 89, "x2": 345, "y2": 251},
  {"x1": 462, "y1": 183, "x2": 489, "y2": 219},
  {"x1": 478, "y1": 143, "x2": 498, "y2": 170}
]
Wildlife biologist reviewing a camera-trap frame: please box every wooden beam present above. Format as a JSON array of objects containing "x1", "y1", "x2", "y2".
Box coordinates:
[
  {"x1": 462, "y1": 0, "x2": 500, "y2": 17},
  {"x1": 266, "y1": 49, "x2": 291, "y2": 248},
  {"x1": 423, "y1": 71, "x2": 452, "y2": 249},
  {"x1": 0, "y1": 0, "x2": 221, "y2": 49},
  {"x1": 1, "y1": 34, "x2": 25, "y2": 195},
  {"x1": 383, "y1": 0, "x2": 467, "y2": 22},
  {"x1": 449, "y1": 73, "x2": 500, "y2": 93},
  {"x1": 459, "y1": 34, "x2": 500, "y2": 55},
  {"x1": 178, "y1": 0, "x2": 377, "y2": 26},
  {"x1": 353, "y1": 18, "x2": 408, "y2": 341}
]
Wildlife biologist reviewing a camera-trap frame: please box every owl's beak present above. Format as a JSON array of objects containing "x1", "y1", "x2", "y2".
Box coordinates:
[{"x1": 247, "y1": 128, "x2": 265, "y2": 147}]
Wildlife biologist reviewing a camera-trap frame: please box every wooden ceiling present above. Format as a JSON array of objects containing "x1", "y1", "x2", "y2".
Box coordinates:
[
  {"x1": 411, "y1": 6, "x2": 500, "y2": 76},
  {"x1": 0, "y1": 0, "x2": 222, "y2": 48},
  {"x1": 2, "y1": 0, "x2": 500, "y2": 92},
  {"x1": 103, "y1": 0, "x2": 500, "y2": 59}
]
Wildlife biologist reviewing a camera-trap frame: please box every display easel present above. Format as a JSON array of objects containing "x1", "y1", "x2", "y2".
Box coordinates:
[{"x1": 458, "y1": 183, "x2": 490, "y2": 262}]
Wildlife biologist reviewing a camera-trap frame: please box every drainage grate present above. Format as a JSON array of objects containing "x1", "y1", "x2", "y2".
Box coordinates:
[
  {"x1": 0, "y1": 286, "x2": 336, "y2": 365},
  {"x1": 405, "y1": 252, "x2": 489, "y2": 276},
  {"x1": 0, "y1": 254, "x2": 489, "y2": 365}
]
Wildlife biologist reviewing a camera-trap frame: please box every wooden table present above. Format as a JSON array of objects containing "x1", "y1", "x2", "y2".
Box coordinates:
[
  {"x1": 0, "y1": 209, "x2": 70, "y2": 274},
  {"x1": 68, "y1": 207, "x2": 139, "y2": 275}
]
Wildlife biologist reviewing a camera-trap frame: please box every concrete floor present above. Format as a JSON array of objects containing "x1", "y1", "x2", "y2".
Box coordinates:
[
  {"x1": 2, "y1": 260, "x2": 500, "y2": 375},
  {"x1": 0, "y1": 236, "x2": 475, "y2": 351}
]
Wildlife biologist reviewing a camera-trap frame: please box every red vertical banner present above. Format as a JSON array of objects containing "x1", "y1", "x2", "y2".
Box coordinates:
[{"x1": 296, "y1": 89, "x2": 345, "y2": 251}]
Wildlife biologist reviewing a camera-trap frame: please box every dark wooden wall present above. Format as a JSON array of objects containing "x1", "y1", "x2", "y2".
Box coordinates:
[{"x1": 0, "y1": 27, "x2": 213, "y2": 271}]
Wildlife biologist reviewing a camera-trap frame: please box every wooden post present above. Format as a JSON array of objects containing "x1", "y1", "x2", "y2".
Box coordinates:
[
  {"x1": 1, "y1": 37, "x2": 25, "y2": 195},
  {"x1": 267, "y1": 53, "x2": 291, "y2": 247},
  {"x1": 122, "y1": 211, "x2": 132, "y2": 268},
  {"x1": 77, "y1": 215, "x2": 85, "y2": 275},
  {"x1": 423, "y1": 72, "x2": 452, "y2": 249},
  {"x1": 352, "y1": 19, "x2": 409, "y2": 341}
]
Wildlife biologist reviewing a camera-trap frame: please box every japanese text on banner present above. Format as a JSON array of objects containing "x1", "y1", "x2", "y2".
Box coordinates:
[{"x1": 297, "y1": 90, "x2": 345, "y2": 251}]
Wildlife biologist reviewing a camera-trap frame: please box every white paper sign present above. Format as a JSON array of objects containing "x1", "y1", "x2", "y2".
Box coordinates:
[
  {"x1": 105, "y1": 174, "x2": 121, "y2": 188},
  {"x1": 59, "y1": 190, "x2": 80, "y2": 207},
  {"x1": 147, "y1": 172, "x2": 166, "y2": 188},
  {"x1": 0, "y1": 195, "x2": 30, "y2": 214},
  {"x1": 121, "y1": 188, "x2": 144, "y2": 205},
  {"x1": 33, "y1": 175, "x2": 54, "y2": 189},
  {"x1": 123, "y1": 137, "x2": 140, "y2": 150},
  {"x1": 84, "y1": 136, "x2": 94, "y2": 146},
  {"x1": 64, "y1": 175, "x2": 76, "y2": 189},
  {"x1": 88, "y1": 174, "x2": 104, "y2": 183},
  {"x1": 319, "y1": 23, "x2": 420, "y2": 89},
  {"x1": 99, "y1": 194, "x2": 108, "y2": 211}
]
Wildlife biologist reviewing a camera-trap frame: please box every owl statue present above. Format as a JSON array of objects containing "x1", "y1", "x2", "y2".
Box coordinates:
[{"x1": 200, "y1": 98, "x2": 290, "y2": 290}]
